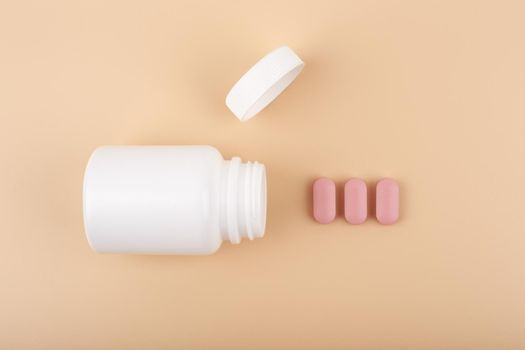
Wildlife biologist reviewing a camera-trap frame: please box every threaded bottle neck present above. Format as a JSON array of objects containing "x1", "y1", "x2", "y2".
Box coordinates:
[{"x1": 219, "y1": 157, "x2": 267, "y2": 244}]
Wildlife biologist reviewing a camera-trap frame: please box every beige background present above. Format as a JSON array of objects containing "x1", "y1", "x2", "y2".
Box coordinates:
[{"x1": 1, "y1": 0, "x2": 525, "y2": 348}]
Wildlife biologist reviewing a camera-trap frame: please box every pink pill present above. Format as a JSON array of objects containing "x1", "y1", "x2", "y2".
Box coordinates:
[
  {"x1": 344, "y1": 179, "x2": 367, "y2": 224},
  {"x1": 313, "y1": 177, "x2": 336, "y2": 224},
  {"x1": 376, "y1": 178, "x2": 399, "y2": 225}
]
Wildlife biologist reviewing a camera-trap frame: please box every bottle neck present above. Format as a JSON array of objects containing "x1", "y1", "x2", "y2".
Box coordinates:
[{"x1": 219, "y1": 157, "x2": 267, "y2": 244}]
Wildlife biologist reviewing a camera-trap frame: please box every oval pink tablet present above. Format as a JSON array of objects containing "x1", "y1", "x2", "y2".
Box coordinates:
[
  {"x1": 313, "y1": 177, "x2": 336, "y2": 224},
  {"x1": 376, "y1": 178, "x2": 399, "y2": 225},
  {"x1": 344, "y1": 179, "x2": 367, "y2": 224}
]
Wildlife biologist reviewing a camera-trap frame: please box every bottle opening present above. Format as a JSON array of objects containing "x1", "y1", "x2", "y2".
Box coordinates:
[{"x1": 220, "y1": 157, "x2": 267, "y2": 244}]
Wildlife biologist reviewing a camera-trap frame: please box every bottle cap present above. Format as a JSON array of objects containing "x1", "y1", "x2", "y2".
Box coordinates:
[{"x1": 226, "y1": 46, "x2": 304, "y2": 122}]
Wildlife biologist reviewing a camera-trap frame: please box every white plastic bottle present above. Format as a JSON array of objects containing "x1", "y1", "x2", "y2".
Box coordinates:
[{"x1": 83, "y1": 146, "x2": 267, "y2": 255}]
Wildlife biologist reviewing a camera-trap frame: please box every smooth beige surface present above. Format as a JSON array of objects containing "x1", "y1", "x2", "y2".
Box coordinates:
[{"x1": 1, "y1": 0, "x2": 525, "y2": 348}]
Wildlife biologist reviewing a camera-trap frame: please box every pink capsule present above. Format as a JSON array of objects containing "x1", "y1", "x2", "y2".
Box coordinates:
[
  {"x1": 344, "y1": 179, "x2": 367, "y2": 224},
  {"x1": 313, "y1": 177, "x2": 336, "y2": 224},
  {"x1": 376, "y1": 178, "x2": 399, "y2": 225}
]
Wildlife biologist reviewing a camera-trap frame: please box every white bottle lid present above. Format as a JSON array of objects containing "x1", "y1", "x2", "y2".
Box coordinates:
[{"x1": 226, "y1": 46, "x2": 304, "y2": 122}]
